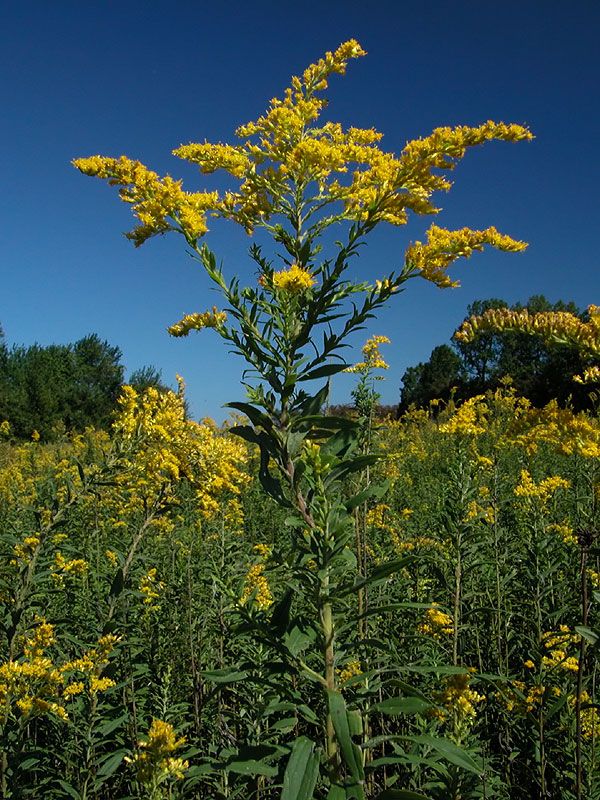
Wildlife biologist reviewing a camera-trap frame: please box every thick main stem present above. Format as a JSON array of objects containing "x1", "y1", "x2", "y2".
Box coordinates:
[{"x1": 320, "y1": 570, "x2": 338, "y2": 775}]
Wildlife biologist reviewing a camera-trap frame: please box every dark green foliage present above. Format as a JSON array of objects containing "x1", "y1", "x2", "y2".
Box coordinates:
[
  {"x1": 0, "y1": 332, "x2": 124, "y2": 439},
  {"x1": 399, "y1": 296, "x2": 591, "y2": 412}
]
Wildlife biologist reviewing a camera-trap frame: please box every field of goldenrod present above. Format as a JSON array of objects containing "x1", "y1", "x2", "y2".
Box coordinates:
[{"x1": 1, "y1": 383, "x2": 598, "y2": 799}]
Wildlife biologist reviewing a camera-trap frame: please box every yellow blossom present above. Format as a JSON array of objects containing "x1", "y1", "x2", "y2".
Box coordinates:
[
  {"x1": 167, "y1": 307, "x2": 227, "y2": 337},
  {"x1": 419, "y1": 604, "x2": 454, "y2": 638},
  {"x1": 405, "y1": 225, "x2": 527, "y2": 289},
  {"x1": 345, "y1": 335, "x2": 391, "y2": 374},
  {"x1": 126, "y1": 719, "x2": 189, "y2": 784},
  {"x1": 338, "y1": 660, "x2": 363, "y2": 685},
  {"x1": 271, "y1": 264, "x2": 316, "y2": 294}
]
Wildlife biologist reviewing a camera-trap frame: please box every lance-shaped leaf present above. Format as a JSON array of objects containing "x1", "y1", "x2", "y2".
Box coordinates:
[{"x1": 281, "y1": 737, "x2": 320, "y2": 800}]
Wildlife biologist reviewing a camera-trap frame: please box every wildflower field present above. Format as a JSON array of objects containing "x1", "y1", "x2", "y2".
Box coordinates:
[{"x1": 1, "y1": 39, "x2": 599, "y2": 800}]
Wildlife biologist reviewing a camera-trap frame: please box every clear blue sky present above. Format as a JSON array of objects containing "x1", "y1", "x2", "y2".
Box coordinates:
[{"x1": 2, "y1": 1, "x2": 599, "y2": 420}]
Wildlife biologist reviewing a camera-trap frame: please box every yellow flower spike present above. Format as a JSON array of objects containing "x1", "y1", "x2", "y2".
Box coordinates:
[
  {"x1": 406, "y1": 225, "x2": 527, "y2": 289},
  {"x1": 72, "y1": 155, "x2": 219, "y2": 245},
  {"x1": 419, "y1": 603, "x2": 454, "y2": 638},
  {"x1": 345, "y1": 335, "x2": 391, "y2": 374},
  {"x1": 167, "y1": 307, "x2": 227, "y2": 337},
  {"x1": 126, "y1": 719, "x2": 189, "y2": 784}
]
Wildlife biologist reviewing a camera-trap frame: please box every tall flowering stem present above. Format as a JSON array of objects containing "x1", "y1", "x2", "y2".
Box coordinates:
[{"x1": 75, "y1": 39, "x2": 532, "y2": 793}]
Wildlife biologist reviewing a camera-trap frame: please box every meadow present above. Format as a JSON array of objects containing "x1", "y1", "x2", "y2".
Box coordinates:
[{"x1": 1, "y1": 382, "x2": 598, "y2": 799}]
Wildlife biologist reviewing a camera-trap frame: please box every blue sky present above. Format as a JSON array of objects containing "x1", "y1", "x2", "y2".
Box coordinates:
[{"x1": 2, "y1": 1, "x2": 599, "y2": 420}]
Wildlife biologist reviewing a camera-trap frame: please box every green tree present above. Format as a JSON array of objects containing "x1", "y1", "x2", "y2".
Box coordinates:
[{"x1": 400, "y1": 344, "x2": 463, "y2": 411}]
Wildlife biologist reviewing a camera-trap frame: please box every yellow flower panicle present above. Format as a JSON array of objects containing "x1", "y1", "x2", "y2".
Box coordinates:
[
  {"x1": 0, "y1": 622, "x2": 119, "y2": 723},
  {"x1": 419, "y1": 604, "x2": 454, "y2": 638},
  {"x1": 405, "y1": 225, "x2": 527, "y2": 289},
  {"x1": 270, "y1": 264, "x2": 316, "y2": 294},
  {"x1": 514, "y1": 470, "x2": 570, "y2": 502},
  {"x1": 438, "y1": 394, "x2": 489, "y2": 436},
  {"x1": 569, "y1": 691, "x2": 600, "y2": 738},
  {"x1": 167, "y1": 307, "x2": 227, "y2": 337},
  {"x1": 541, "y1": 626, "x2": 580, "y2": 673},
  {"x1": 75, "y1": 43, "x2": 531, "y2": 252},
  {"x1": 72, "y1": 155, "x2": 218, "y2": 246},
  {"x1": 338, "y1": 660, "x2": 363, "y2": 685},
  {"x1": 240, "y1": 545, "x2": 273, "y2": 611},
  {"x1": 432, "y1": 670, "x2": 484, "y2": 725},
  {"x1": 173, "y1": 142, "x2": 251, "y2": 177},
  {"x1": 52, "y1": 552, "x2": 89, "y2": 586},
  {"x1": 111, "y1": 384, "x2": 249, "y2": 519},
  {"x1": 506, "y1": 399, "x2": 600, "y2": 458},
  {"x1": 126, "y1": 719, "x2": 189, "y2": 784},
  {"x1": 345, "y1": 335, "x2": 390, "y2": 374},
  {"x1": 139, "y1": 568, "x2": 165, "y2": 610}
]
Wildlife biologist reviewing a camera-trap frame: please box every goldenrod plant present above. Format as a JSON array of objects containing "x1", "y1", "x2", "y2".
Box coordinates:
[{"x1": 74, "y1": 39, "x2": 534, "y2": 798}]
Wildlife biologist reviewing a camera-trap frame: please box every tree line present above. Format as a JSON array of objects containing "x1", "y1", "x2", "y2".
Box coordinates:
[
  {"x1": 399, "y1": 295, "x2": 595, "y2": 413},
  {"x1": 0, "y1": 327, "x2": 166, "y2": 440},
  {"x1": 1, "y1": 295, "x2": 594, "y2": 440}
]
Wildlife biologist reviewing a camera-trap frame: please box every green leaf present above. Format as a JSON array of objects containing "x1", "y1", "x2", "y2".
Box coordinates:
[
  {"x1": 225, "y1": 401, "x2": 273, "y2": 429},
  {"x1": 376, "y1": 791, "x2": 430, "y2": 800},
  {"x1": 339, "y1": 557, "x2": 415, "y2": 597},
  {"x1": 57, "y1": 782, "x2": 82, "y2": 800},
  {"x1": 202, "y1": 668, "x2": 249, "y2": 683},
  {"x1": 270, "y1": 589, "x2": 293, "y2": 637},
  {"x1": 97, "y1": 712, "x2": 128, "y2": 736},
  {"x1": 300, "y1": 363, "x2": 348, "y2": 382},
  {"x1": 327, "y1": 690, "x2": 364, "y2": 784},
  {"x1": 108, "y1": 568, "x2": 124, "y2": 599},
  {"x1": 345, "y1": 480, "x2": 390, "y2": 511},
  {"x1": 225, "y1": 759, "x2": 279, "y2": 777},
  {"x1": 281, "y1": 737, "x2": 320, "y2": 800},
  {"x1": 575, "y1": 625, "x2": 599, "y2": 646},
  {"x1": 404, "y1": 735, "x2": 482, "y2": 776},
  {"x1": 373, "y1": 697, "x2": 432, "y2": 716},
  {"x1": 95, "y1": 749, "x2": 127, "y2": 780}
]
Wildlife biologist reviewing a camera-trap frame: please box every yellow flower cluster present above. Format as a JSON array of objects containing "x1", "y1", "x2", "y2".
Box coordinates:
[
  {"x1": 569, "y1": 691, "x2": 600, "y2": 738},
  {"x1": 111, "y1": 384, "x2": 249, "y2": 520},
  {"x1": 126, "y1": 719, "x2": 189, "y2": 783},
  {"x1": 167, "y1": 307, "x2": 227, "y2": 337},
  {"x1": 0, "y1": 622, "x2": 118, "y2": 723},
  {"x1": 72, "y1": 155, "x2": 219, "y2": 246},
  {"x1": 338, "y1": 660, "x2": 363, "y2": 685},
  {"x1": 419, "y1": 604, "x2": 454, "y2": 638},
  {"x1": 345, "y1": 335, "x2": 390, "y2": 374},
  {"x1": 52, "y1": 552, "x2": 89, "y2": 586},
  {"x1": 464, "y1": 499, "x2": 495, "y2": 525},
  {"x1": 438, "y1": 395, "x2": 489, "y2": 436},
  {"x1": 75, "y1": 41, "x2": 531, "y2": 267},
  {"x1": 455, "y1": 305, "x2": 600, "y2": 357},
  {"x1": 173, "y1": 142, "x2": 250, "y2": 178},
  {"x1": 139, "y1": 568, "x2": 165, "y2": 609},
  {"x1": 240, "y1": 562, "x2": 273, "y2": 611},
  {"x1": 574, "y1": 365, "x2": 600, "y2": 384},
  {"x1": 541, "y1": 626, "x2": 580, "y2": 673},
  {"x1": 546, "y1": 522, "x2": 578, "y2": 546},
  {"x1": 432, "y1": 671, "x2": 484, "y2": 724},
  {"x1": 405, "y1": 225, "x2": 527, "y2": 289},
  {"x1": 502, "y1": 681, "x2": 554, "y2": 714},
  {"x1": 514, "y1": 470, "x2": 570, "y2": 501},
  {"x1": 511, "y1": 401, "x2": 600, "y2": 458},
  {"x1": 587, "y1": 568, "x2": 600, "y2": 589},
  {"x1": 271, "y1": 264, "x2": 316, "y2": 294}
]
